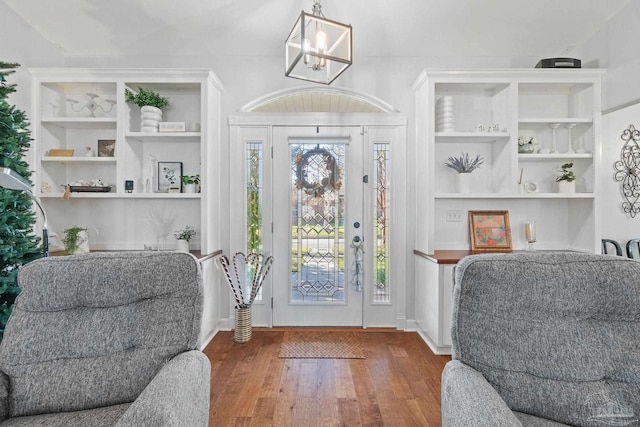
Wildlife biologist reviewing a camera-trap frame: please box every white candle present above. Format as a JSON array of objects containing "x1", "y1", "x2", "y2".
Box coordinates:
[{"x1": 525, "y1": 222, "x2": 536, "y2": 242}]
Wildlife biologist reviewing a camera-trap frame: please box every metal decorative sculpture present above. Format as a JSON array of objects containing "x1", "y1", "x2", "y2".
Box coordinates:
[
  {"x1": 220, "y1": 252, "x2": 273, "y2": 308},
  {"x1": 614, "y1": 124, "x2": 640, "y2": 217}
]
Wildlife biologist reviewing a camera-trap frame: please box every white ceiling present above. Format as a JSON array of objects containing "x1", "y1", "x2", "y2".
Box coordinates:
[{"x1": 2, "y1": 0, "x2": 631, "y2": 59}]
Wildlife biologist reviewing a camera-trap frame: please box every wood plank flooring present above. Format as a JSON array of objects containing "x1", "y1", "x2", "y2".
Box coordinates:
[{"x1": 203, "y1": 329, "x2": 451, "y2": 426}]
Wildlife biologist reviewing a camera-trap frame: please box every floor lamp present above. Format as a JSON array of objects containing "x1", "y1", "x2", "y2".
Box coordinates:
[{"x1": 0, "y1": 167, "x2": 48, "y2": 257}]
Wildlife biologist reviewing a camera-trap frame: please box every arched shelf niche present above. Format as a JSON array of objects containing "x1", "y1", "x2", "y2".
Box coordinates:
[{"x1": 240, "y1": 86, "x2": 399, "y2": 114}]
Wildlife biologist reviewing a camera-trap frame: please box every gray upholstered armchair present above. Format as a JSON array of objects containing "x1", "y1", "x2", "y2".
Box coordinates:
[
  {"x1": 442, "y1": 252, "x2": 640, "y2": 427},
  {"x1": 0, "y1": 251, "x2": 210, "y2": 426}
]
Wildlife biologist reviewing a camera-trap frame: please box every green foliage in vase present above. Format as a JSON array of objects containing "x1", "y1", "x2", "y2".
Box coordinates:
[
  {"x1": 0, "y1": 62, "x2": 42, "y2": 338},
  {"x1": 556, "y1": 162, "x2": 576, "y2": 182},
  {"x1": 180, "y1": 174, "x2": 200, "y2": 185},
  {"x1": 174, "y1": 226, "x2": 196, "y2": 242},
  {"x1": 124, "y1": 87, "x2": 169, "y2": 109},
  {"x1": 62, "y1": 226, "x2": 87, "y2": 255}
]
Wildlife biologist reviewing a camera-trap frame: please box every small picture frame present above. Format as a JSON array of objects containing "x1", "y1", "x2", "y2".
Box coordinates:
[
  {"x1": 98, "y1": 139, "x2": 115, "y2": 157},
  {"x1": 469, "y1": 210, "x2": 512, "y2": 252},
  {"x1": 158, "y1": 161, "x2": 182, "y2": 193}
]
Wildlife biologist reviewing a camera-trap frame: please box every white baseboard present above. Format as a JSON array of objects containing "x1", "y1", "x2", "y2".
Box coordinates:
[
  {"x1": 416, "y1": 329, "x2": 452, "y2": 355},
  {"x1": 199, "y1": 328, "x2": 219, "y2": 351},
  {"x1": 199, "y1": 317, "x2": 233, "y2": 350}
]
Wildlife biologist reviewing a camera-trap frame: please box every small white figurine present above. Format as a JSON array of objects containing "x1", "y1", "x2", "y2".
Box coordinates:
[
  {"x1": 143, "y1": 154, "x2": 157, "y2": 193},
  {"x1": 85, "y1": 146, "x2": 95, "y2": 157}
]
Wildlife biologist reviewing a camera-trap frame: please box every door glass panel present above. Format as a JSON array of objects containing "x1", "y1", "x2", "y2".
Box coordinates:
[
  {"x1": 246, "y1": 142, "x2": 263, "y2": 301},
  {"x1": 373, "y1": 143, "x2": 390, "y2": 303},
  {"x1": 290, "y1": 143, "x2": 345, "y2": 303}
]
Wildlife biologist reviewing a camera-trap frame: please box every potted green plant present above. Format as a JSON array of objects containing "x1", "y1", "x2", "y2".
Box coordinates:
[
  {"x1": 124, "y1": 87, "x2": 169, "y2": 109},
  {"x1": 174, "y1": 226, "x2": 196, "y2": 252},
  {"x1": 444, "y1": 152, "x2": 484, "y2": 193},
  {"x1": 556, "y1": 161, "x2": 576, "y2": 193},
  {"x1": 63, "y1": 226, "x2": 89, "y2": 255},
  {"x1": 181, "y1": 174, "x2": 201, "y2": 193},
  {"x1": 124, "y1": 87, "x2": 169, "y2": 133}
]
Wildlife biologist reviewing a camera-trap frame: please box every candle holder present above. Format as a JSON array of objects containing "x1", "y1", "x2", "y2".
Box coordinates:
[
  {"x1": 66, "y1": 92, "x2": 116, "y2": 117},
  {"x1": 525, "y1": 220, "x2": 536, "y2": 251},
  {"x1": 565, "y1": 123, "x2": 576, "y2": 154},
  {"x1": 549, "y1": 123, "x2": 560, "y2": 154}
]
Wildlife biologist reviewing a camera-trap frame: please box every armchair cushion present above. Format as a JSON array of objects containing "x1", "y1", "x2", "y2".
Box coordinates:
[
  {"x1": 0, "y1": 252, "x2": 203, "y2": 418},
  {"x1": 450, "y1": 252, "x2": 640, "y2": 426}
]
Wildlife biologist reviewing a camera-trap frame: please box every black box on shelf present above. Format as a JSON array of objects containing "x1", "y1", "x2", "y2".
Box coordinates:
[{"x1": 535, "y1": 58, "x2": 581, "y2": 69}]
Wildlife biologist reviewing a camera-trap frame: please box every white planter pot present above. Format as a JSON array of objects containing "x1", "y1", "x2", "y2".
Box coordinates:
[
  {"x1": 140, "y1": 106, "x2": 162, "y2": 132},
  {"x1": 141, "y1": 106, "x2": 162, "y2": 115},
  {"x1": 456, "y1": 172, "x2": 472, "y2": 193},
  {"x1": 184, "y1": 183, "x2": 197, "y2": 193},
  {"x1": 74, "y1": 230, "x2": 90, "y2": 254},
  {"x1": 175, "y1": 239, "x2": 190, "y2": 253},
  {"x1": 558, "y1": 180, "x2": 575, "y2": 194}
]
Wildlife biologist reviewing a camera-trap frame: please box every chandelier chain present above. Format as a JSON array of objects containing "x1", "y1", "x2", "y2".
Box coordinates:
[{"x1": 312, "y1": 0, "x2": 325, "y2": 18}]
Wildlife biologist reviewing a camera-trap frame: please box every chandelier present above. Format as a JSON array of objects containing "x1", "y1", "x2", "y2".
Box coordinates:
[{"x1": 285, "y1": 0, "x2": 352, "y2": 85}]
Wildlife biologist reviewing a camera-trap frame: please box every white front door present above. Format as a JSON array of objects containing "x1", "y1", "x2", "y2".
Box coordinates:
[{"x1": 272, "y1": 126, "x2": 364, "y2": 326}]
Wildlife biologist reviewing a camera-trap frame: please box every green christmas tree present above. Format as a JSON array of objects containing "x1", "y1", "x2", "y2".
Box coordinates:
[{"x1": 0, "y1": 62, "x2": 42, "y2": 337}]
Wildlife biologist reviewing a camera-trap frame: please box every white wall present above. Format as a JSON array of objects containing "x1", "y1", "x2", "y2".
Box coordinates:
[
  {"x1": 601, "y1": 104, "x2": 640, "y2": 247},
  {"x1": 573, "y1": 1, "x2": 640, "y2": 114},
  {"x1": 573, "y1": 0, "x2": 640, "y2": 245},
  {"x1": 0, "y1": 1, "x2": 64, "y2": 114}
]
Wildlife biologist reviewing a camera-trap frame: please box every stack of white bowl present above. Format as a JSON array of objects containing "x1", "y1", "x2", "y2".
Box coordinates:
[
  {"x1": 140, "y1": 106, "x2": 162, "y2": 133},
  {"x1": 436, "y1": 96, "x2": 455, "y2": 132}
]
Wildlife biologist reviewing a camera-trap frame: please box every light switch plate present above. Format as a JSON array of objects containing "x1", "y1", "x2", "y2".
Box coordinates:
[{"x1": 446, "y1": 210, "x2": 464, "y2": 222}]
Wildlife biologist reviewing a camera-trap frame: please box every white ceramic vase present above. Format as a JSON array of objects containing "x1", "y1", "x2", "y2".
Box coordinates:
[
  {"x1": 558, "y1": 180, "x2": 575, "y2": 194},
  {"x1": 175, "y1": 239, "x2": 190, "y2": 253},
  {"x1": 140, "y1": 105, "x2": 162, "y2": 133},
  {"x1": 456, "y1": 172, "x2": 472, "y2": 193},
  {"x1": 74, "y1": 230, "x2": 90, "y2": 254},
  {"x1": 184, "y1": 183, "x2": 197, "y2": 193}
]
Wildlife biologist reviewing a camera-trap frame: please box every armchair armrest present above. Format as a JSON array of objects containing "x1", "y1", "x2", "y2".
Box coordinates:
[
  {"x1": 441, "y1": 360, "x2": 522, "y2": 427},
  {"x1": 115, "y1": 350, "x2": 210, "y2": 427}
]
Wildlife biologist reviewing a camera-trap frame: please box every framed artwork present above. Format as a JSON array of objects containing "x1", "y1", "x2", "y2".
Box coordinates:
[
  {"x1": 158, "y1": 161, "x2": 182, "y2": 193},
  {"x1": 469, "y1": 210, "x2": 512, "y2": 252},
  {"x1": 98, "y1": 139, "x2": 115, "y2": 157}
]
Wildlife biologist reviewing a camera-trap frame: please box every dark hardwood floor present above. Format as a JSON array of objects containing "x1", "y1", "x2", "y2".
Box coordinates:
[{"x1": 203, "y1": 328, "x2": 451, "y2": 426}]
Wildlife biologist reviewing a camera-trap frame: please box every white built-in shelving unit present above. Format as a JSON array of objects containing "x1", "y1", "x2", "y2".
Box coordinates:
[
  {"x1": 413, "y1": 69, "x2": 605, "y2": 254},
  {"x1": 29, "y1": 68, "x2": 223, "y2": 253}
]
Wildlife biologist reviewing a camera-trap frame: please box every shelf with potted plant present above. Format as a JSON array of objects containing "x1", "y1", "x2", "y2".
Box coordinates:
[
  {"x1": 40, "y1": 192, "x2": 202, "y2": 199},
  {"x1": 124, "y1": 132, "x2": 201, "y2": 142}
]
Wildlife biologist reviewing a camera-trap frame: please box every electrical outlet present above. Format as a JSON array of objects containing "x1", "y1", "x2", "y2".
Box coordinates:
[{"x1": 446, "y1": 210, "x2": 464, "y2": 222}]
